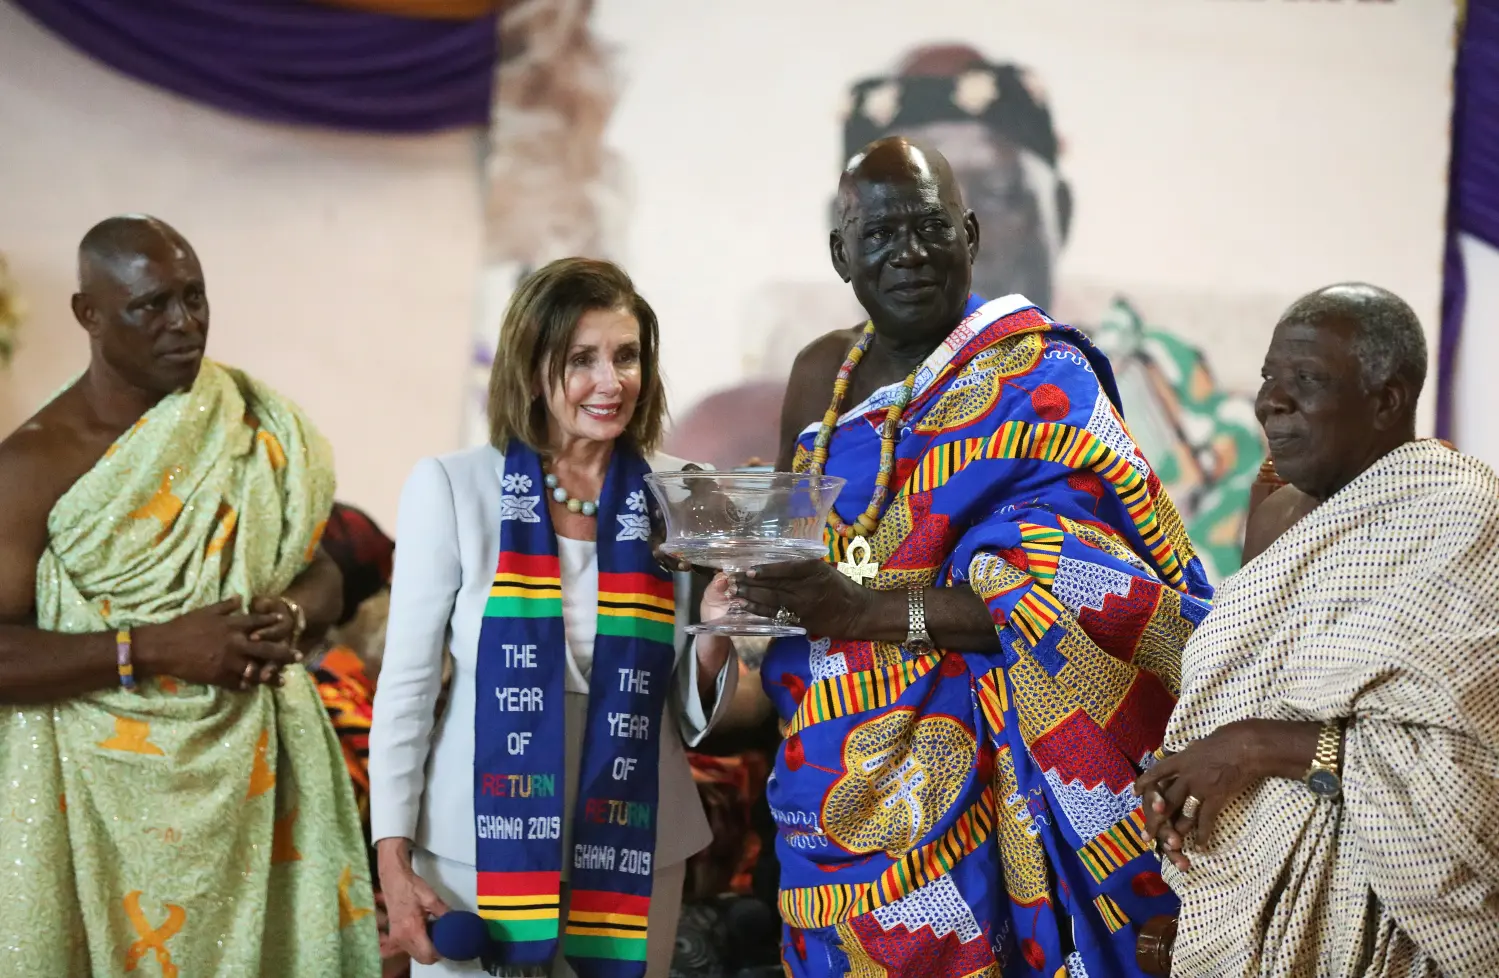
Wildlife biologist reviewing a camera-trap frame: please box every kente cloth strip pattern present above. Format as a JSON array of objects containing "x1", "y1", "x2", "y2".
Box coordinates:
[
  {"x1": 0, "y1": 360, "x2": 377, "y2": 976},
  {"x1": 763, "y1": 295, "x2": 1213, "y2": 978},
  {"x1": 1163, "y1": 439, "x2": 1499, "y2": 977},
  {"x1": 475, "y1": 440, "x2": 676, "y2": 977}
]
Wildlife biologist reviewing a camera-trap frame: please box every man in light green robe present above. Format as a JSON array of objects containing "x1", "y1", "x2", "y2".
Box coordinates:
[{"x1": 0, "y1": 216, "x2": 379, "y2": 976}]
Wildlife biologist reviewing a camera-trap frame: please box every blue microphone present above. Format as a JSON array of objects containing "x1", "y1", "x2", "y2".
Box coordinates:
[{"x1": 430, "y1": 910, "x2": 491, "y2": 961}]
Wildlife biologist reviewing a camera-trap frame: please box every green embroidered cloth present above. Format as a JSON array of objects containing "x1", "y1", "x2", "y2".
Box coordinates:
[{"x1": 0, "y1": 360, "x2": 379, "y2": 976}]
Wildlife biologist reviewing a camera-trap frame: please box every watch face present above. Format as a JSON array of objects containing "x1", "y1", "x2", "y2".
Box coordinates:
[{"x1": 1306, "y1": 769, "x2": 1341, "y2": 798}]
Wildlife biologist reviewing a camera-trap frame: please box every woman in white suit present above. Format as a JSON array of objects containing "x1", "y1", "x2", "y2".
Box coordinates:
[{"x1": 371, "y1": 258, "x2": 738, "y2": 977}]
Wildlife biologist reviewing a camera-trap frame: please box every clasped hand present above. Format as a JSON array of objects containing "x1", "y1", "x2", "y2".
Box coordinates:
[
  {"x1": 1132, "y1": 720, "x2": 1264, "y2": 871},
  {"x1": 133, "y1": 596, "x2": 302, "y2": 691},
  {"x1": 728, "y1": 559, "x2": 873, "y2": 638}
]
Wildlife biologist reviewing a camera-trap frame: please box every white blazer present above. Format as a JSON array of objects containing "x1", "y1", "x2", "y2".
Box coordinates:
[{"x1": 369, "y1": 444, "x2": 737, "y2": 869}]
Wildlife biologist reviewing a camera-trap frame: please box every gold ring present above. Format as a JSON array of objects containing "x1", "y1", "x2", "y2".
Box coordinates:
[{"x1": 1181, "y1": 795, "x2": 1202, "y2": 820}]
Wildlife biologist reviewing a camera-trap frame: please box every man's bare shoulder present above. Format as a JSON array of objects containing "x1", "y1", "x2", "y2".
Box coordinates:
[
  {"x1": 0, "y1": 387, "x2": 105, "y2": 529},
  {"x1": 774, "y1": 328, "x2": 863, "y2": 470},
  {"x1": 789, "y1": 327, "x2": 862, "y2": 383},
  {"x1": 1242, "y1": 483, "x2": 1318, "y2": 564}
]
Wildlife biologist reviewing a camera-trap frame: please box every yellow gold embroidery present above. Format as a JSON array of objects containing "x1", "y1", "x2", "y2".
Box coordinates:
[
  {"x1": 821, "y1": 709, "x2": 974, "y2": 858},
  {"x1": 129, "y1": 469, "x2": 185, "y2": 544},
  {"x1": 123, "y1": 890, "x2": 185, "y2": 978},
  {"x1": 304, "y1": 519, "x2": 328, "y2": 564},
  {"x1": 246, "y1": 728, "x2": 276, "y2": 799},
  {"x1": 338, "y1": 865, "x2": 373, "y2": 928},
  {"x1": 205, "y1": 503, "x2": 238, "y2": 559},
  {"x1": 256, "y1": 429, "x2": 287, "y2": 470},
  {"x1": 98, "y1": 716, "x2": 165, "y2": 756}
]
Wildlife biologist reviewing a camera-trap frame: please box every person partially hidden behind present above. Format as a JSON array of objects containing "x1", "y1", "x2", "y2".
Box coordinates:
[
  {"x1": 726, "y1": 138, "x2": 1214, "y2": 976},
  {"x1": 0, "y1": 216, "x2": 378, "y2": 976},
  {"x1": 1136, "y1": 284, "x2": 1499, "y2": 976}
]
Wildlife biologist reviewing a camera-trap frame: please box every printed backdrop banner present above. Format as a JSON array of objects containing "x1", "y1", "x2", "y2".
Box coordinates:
[{"x1": 470, "y1": 0, "x2": 1457, "y2": 581}]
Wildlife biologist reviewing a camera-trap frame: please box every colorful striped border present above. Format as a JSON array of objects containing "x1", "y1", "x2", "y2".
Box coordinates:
[
  {"x1": 895, "y1": 421, "x2": 1188, "y2": 590},
  {"x1": 1095, "y1": 894, "x2": 1130, "y2": 933},
  {"x1": 784, "y1": 654, "x2": 939, "y2": 737},
  {"x1": 904, "y1": 437, "x2": 990, "y2": 496},
  {"x1": 1077, "y1": 809, "x2": 1152, "y2": 884},
  {"x1": 975, "y1": 668, "x2": 1009, "y2": 735},
  {"x1": 779, "y1": 786, "x2": 997, "y2": 928},
  {"x1": 486, "y1": 552, "x2": 563, "y2": 618},
  {"x1": 565, "y1": 890, "x2": 649, "y2": 962},
  {"x1": 597, "y1": 571, "x2": 675, "y2": 646},
  {"x1": 1010, "y1": 586, "x2": 1067, "y2": 646},
  {"x1": 902, "y1": 307, "x2": 1052, "y2": 420},
  {"x1": 1017, "y1": 523, "x2": 1064, "y2": 586},
  {"x1": 477, "y1": 870, "x2": 560, "y2": 944}
]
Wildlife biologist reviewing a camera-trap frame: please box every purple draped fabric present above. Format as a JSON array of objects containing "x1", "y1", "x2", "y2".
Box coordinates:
[
  {"x1": 1439, "y1": 4, "x2": 1499, "y2": 438},
  {"x1": 7, "y1": 0, "x2": 497, "y2": 132}
]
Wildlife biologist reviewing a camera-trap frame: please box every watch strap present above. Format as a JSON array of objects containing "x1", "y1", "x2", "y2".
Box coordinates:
[
  {"x1": 906, "y1": 587, "x2": 933, "y2": 650},
  {"x1": 1311, "y1": 720, "x2": 1342, "y2": 774},
  {"x1": 1302, "y1": 719, "x2": 1345, "y2": 798}
]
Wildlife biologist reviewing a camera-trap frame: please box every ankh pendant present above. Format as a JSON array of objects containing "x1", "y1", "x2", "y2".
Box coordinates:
[{"x1": 837, "y1": 535, "x2": 879, "y2": 586}]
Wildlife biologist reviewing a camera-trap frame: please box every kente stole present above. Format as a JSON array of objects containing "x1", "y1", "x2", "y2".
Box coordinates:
[
  {"x1": 764, "y1": 296, "x2": 1214, "y2": 978},
  {"x1": 475, "y1": 441, "x2": 676, "y2": 976}
]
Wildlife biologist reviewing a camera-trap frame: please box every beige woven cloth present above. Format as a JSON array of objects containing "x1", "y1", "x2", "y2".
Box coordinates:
[{"x1": 1161, "y1": 440, "x2": 1499, "y2": 977}]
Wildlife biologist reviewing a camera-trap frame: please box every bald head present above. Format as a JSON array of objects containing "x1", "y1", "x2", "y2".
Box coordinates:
[
  {"x1": 1279, "y1": 283, "x2": 1427, "y2": 402},
  {"x1": 829, "y1": 138, "x2": 979, "y2": 346},
  {"x1": 836, "y1": 137, "x2": 964, "y2": 230},
  {"x1": 71, "y1": 215, "x2": 208, "y2": 396},
  {"x1": 78, "y1": 215, "x2": 196, "y2": 294}
]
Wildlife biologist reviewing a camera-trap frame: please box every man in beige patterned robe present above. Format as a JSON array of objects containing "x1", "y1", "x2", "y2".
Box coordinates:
[{"x1": 1134, "y1": 284, "x2": 1499, "y2": 977}]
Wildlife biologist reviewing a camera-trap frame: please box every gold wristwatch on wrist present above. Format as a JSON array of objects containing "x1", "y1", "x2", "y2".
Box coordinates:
[{"x1": 1304, "y1": 719, "x2": 1345, "y2": 800}]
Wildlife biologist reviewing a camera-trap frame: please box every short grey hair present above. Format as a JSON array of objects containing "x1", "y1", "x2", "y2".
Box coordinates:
[{"x1": 1279, "y1": 283, "x2": 1427, "y2": 397}]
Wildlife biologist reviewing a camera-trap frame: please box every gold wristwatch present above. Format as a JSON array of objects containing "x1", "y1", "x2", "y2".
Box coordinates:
[{"x1": 1303, "y1": 720, "x2": 1344, "y2": 800}]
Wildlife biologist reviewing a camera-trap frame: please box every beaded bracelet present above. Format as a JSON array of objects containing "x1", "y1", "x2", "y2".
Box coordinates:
[{"x1": 115, "y1": 628, "x2": 137, "y2": 692}]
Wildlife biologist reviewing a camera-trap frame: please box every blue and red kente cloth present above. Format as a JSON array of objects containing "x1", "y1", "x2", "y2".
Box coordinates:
[{"x1": 764, "y1": 295, "x2": 1214, "y2": 978}]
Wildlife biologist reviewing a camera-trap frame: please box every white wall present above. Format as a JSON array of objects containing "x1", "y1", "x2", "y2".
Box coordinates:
[{"x1": 0, "y1": 1, "x2": 484, "y2": 528}]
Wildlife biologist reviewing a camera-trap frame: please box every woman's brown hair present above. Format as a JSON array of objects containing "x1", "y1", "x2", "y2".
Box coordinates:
[{"x1": 487, "y1": 257, "x2": 667, "y2": 455}]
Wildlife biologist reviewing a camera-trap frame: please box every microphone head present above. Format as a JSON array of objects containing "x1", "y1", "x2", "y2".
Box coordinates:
[{"x1": 430, "y1": 910, "x2": 490, "y2": 961}]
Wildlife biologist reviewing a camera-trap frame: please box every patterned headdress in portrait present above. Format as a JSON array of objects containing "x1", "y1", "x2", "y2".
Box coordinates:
[{"x1": 841, "y1": 44, "x2": 1073, "y2": 246}]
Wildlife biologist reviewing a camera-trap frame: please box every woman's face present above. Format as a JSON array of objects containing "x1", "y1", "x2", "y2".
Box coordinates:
[{"x1": 542, "y1": 306, "x2": 643, "y2": 448}]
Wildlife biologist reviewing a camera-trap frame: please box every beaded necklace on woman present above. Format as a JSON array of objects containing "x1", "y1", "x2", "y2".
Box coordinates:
[
  {"x1": 542, "y1": 469, "x2": 599, "y2": 517},
  {"x1": 802, "y1": 321, "x2": 919, "y2": 582}
]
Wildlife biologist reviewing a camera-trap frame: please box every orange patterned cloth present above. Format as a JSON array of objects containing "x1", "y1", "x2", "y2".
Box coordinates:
[
  {"x1": 314, "y1": 647, "x2": 376, "y2": 827},
  {"x1": 686, "y1": 752, "x2": 769, "y2": 897}
]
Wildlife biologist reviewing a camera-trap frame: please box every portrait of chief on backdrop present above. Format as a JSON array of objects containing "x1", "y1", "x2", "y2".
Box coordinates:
[{"x1": 666, "y1": 44, "x2": 1261, "y2": 581}]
